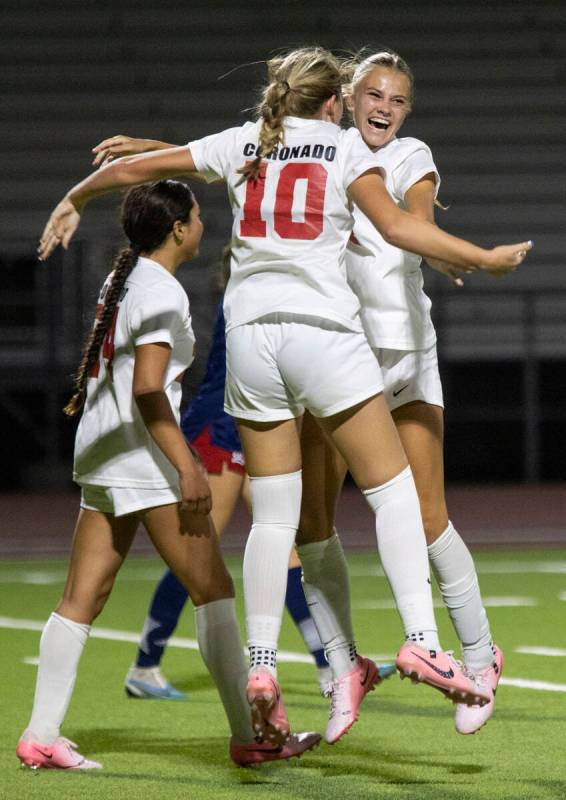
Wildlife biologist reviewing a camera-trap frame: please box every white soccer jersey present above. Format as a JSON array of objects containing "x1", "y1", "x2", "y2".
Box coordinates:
[
  {"x1": 345, "y1": 137, "x2": 439, "y2": 350},
  {"x1": 189, "y1": 118, "x2": 379, "y2": 333},
  {"x1": 73, "y1": 256, "x2": 195, "y2": 489}
]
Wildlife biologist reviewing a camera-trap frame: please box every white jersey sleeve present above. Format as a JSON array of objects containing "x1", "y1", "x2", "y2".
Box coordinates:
[
  {"x1": 346, "y1": 137, "x2": 439, "y2": 351},
  {"x1": 129, "y1": 283, "x2": 188, "y2": 349},
  {"x1": 188, "y1": 123, "x2": 255, "y2": 183},
  {"x1": 338, "y1": 127, "x2": 384, "y2": 191},
  {"x1": 389, "y1": 142, "x2": 440, "y2": 204}
]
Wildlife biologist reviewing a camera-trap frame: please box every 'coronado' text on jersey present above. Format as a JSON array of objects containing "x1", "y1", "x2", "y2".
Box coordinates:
[{"x1": 243, "y1": 142, "x2": 337, "y2": 162}]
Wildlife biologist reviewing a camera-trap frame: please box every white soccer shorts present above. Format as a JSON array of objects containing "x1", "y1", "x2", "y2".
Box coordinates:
[
  {"x1": 375, "y1": 342, "x2": 444, "y2": 412},
  {"x1": 225, "y1": 315, "x2": 384, "y2": 422},
  {"x1": 80, "y1": 484, "x2": 182, "y2": 517}
]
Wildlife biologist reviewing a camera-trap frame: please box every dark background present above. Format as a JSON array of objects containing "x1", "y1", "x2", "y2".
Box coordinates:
[{"x1": 1, "y1": 0, "x2": 565, "y2": 493}]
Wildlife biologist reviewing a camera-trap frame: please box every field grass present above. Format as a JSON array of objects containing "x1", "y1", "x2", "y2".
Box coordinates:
[{"x1": 1, "y1": 549, "x2": 566, "y2": 799}]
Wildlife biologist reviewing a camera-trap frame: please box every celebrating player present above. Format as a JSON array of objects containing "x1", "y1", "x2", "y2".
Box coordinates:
[
  {"x1": 38, "y1": 46, "x2": 530, "y2": 747},
  {"x1": 17, "y1": 181, "x2": 320, "y2": 770},
  {"x1": 296, "y1": 50, "x2": 504, "y2": 736}
]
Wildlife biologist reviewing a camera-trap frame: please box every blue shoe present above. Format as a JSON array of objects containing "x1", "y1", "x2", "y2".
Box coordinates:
[
  {"x1": 376, "y1": 663, "x2": 397, "y2": 681},
  {"x1": 125, "y1": 666, "x2": 186, "y2": 700}
]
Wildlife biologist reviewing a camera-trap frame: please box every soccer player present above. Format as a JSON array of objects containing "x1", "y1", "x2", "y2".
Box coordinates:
[
  {"x1": 17, "y1": 181, "x2": 320, "y2": 770},
  {"x1": 297, "y1": 50, "x2": 504, "y2": 736},
  {"x1": 38, "y1": 46, "x2": 530, "y2": 747}
]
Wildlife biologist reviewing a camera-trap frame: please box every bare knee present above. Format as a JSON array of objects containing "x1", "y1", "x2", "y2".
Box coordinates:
[
  {"x1": 182, "y1": 567, "x2": 235, "y2": 607},
  {"x1": 420, "y1": 502, "x2": 449, "y2": 545},
  {"x1": 57, "y1": 582, "x2": 114, "y2": 625}
]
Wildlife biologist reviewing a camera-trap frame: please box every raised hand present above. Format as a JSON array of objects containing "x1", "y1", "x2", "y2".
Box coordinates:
[{"x1": 38, "y1": 196, "x2": 82, "y2": 261}]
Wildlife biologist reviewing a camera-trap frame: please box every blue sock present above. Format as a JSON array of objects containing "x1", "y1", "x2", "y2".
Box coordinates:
[
  {"x1": 136, "y1": 570, "x2": 189, "y2": 668},
  {"x1": 285, "y1": 566, "x2": 329, "y2": 668}
]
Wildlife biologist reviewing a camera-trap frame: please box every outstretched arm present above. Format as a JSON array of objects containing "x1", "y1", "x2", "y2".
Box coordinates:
[
  {"x1": 39, "y1": 146, "x2": 198, "y2": 260},
  {"x1": 349, "y1": 169, "x2": 531, "y2": 275}
]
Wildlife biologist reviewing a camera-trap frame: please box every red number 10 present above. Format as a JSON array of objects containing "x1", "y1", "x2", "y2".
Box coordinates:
[{"x1": 240, "y1": 162, "x2": 328, "y2": 241}]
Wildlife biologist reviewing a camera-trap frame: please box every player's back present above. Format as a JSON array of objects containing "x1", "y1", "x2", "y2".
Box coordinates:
[{"x1": 190, "y1": 119, "x2": 378, "y2": 333}]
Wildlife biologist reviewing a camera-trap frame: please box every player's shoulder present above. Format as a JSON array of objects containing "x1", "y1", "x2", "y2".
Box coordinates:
[
  {"x1": 128, "y1": 260, "x2": 187, "y2": 305},
  {"x1": 339, "y1": 126, "x2": 372, "y2": 148},
  {"x1": 378, "y1": 136, "x2": 434, "y2": 165}
]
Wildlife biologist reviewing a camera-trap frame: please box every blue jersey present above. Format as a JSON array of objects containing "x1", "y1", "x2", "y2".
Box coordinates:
[{"x1": 181, "y1": 302, "x2": 241, "y2": 452}]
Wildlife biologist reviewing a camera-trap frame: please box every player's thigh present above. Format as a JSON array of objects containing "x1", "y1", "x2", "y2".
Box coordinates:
[
  {"x1": 208, "y1": 462, "x2": 247, "y2": 536},
  {"x1": 392, "y1": 400, "x2": 448, "y2": 538},
  {"x1": 296, "y1": 411, "x2": 348, "y2": 545},
  {"x1": 141, "y1": 503, "x2": 233, "y2": 605},
  {"x1": 318, "y1": 393, "x2": 408, "y2": 490},
  {"x1": 58, "y1": 508, "x2": 138, "y2": 623},
  {"x1": 236, "y1": 417, "x2": 302, "y2": 477}
]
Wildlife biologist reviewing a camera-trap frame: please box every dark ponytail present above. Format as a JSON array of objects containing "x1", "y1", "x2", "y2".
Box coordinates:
[{"x1": 64, "y1": 180, "x2": 195, "y2": 416}]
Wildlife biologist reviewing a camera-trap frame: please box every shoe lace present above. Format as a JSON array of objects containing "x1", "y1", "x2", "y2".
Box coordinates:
[{"x1": 444, "y1": 650, "x2": 466, "y2": 673}]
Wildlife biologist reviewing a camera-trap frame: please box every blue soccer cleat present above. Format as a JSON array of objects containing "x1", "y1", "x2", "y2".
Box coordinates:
[{"x1": 125, "y1": 666, "x2": 186, "y2": 700}]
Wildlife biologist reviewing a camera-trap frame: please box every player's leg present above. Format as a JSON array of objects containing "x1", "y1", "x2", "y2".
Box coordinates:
[
  {"x1": 317, "y1": 393, "x2": 489, "y2": 706},
  {"x1": 17, "y1": 504, "x2": 138, "y2": 769},
  {"x1": 236, "y1": 417, "x2": 303, "y2": 742},
  {"x1": 142, "y1": 501, "x2": 252, "y2": 743},
  {"x1": 393, "y1": 399, "x2": 501, "y2": 732},
  {"x1": 142, "y1": 497, "x2": 319, "y2": 762},
  {"x1": 240, "y1": 463, "x2": 331, "y2": 690},
  {"x1": 126, "y1": 462, "x2": 247, "y2": 699},
  {"x1": 295, "y1": 412, "x2": 351, "y2": 690}
]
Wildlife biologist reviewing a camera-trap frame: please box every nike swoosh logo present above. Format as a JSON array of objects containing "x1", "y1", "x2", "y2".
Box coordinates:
[
  {"x1": 247, "y1": 745, "x2": 283, "y2": 754},
  {"x1": 393, "y1": 384, "x2": 409, "y2": 397},
  {"x1": 360, "y1": 664, "x2": 370, "y2": 686},
  {"x1": 411, "y1": 651, "x2": 455, "y2": 679},
  {"x1": 35, "y1": 748, "x2": 53, "y2": 759}
]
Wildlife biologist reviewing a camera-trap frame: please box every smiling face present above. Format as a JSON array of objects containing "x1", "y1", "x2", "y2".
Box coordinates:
[{"x1": 349, "y1": 66, "x2": 412, "y2": 150}]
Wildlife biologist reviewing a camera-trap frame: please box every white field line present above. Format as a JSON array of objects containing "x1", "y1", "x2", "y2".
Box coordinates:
[
  {"x1": 515, "y1": 646, "x2": 566, "y2": 657},
  {"x1": 353, "y1": 596, "x2": 536, "y2": 610},
  {"x1": 559, "y1": 592, "x2": 566, "y2": 602},
  {"x1": 4, "y1": 616, "x2": 565, "y2": 693},
  {"x1": 0, "y1": 616, "x2": 390, "y2": 666},
  {"x1": 1, "y1": 561, "x2": 566, "y2": 585},
  {"x1": 349, "y1": 561, "x2": 566, "y2": 578},
  {"x1": 499, "y1": 678, "x2": 566, "y2": 692}
]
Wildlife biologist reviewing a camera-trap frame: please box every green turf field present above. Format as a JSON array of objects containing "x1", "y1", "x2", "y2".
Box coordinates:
[{"x1": 1, "y1": 549, "x2": 565, "y2": 800}]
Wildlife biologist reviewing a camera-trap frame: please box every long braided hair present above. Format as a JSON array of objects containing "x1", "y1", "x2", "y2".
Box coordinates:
[
  {"x1": 64, "y1": 180, "x2": 196, "y2": 416},
  {"x1": 238, "y1": 47, "x2": 347, "y2": 183}
]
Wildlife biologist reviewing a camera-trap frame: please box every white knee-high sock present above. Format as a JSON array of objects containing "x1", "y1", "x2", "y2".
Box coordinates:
[
  {"x1": 428, "y1": 521, "x2": 493, "y2": 671},
  {"x1": 243, "y1": 470, "x2": 302, "y2": 674},
  {"x1": 195, "y1": 598, "x2": 254, "y2": 744},
  {"x1": 297, "y1": 531, "x2": 356, "y2": 679},
  {"x1": 363, "y1": 466, "x2": 440, "y2": 651},
  {"x1": 27, "y1": 612, "x2": 90, "y2": 744}
]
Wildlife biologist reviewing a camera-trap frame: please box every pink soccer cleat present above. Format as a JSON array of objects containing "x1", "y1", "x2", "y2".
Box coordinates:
[
  {"x1": 246, "y1": 669, "x2": 290, "y2": 746},
  {"x1": 396, "y1": 643, "x2": 491, "y2": 706},
  {"x1": 455, "y1": 645, "x2": 504, "y2": 735},
  {"x1": 16, "y1": 734, "x2": 102, "y2": 770},
  {"x1": 325, "y1": 655, "x2": 380, "y2": 744},
  {"x1": 229, "y1": 731, "x2": 321, "y2": 767}
]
